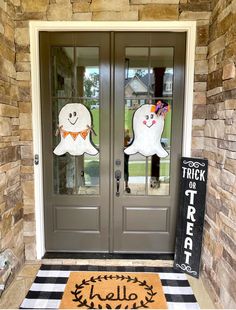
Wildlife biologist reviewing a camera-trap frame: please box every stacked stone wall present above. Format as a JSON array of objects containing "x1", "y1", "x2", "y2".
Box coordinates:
[
  {"x1": 0, "y1": 0, "x2": 24, "y2": 272},
  {"x1": 201, "y1": 0, "x2": 236, "y2": 308}
]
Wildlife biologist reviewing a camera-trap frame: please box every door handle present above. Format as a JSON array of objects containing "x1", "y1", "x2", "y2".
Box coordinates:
[{"x1": 115, "y1": 170, "x2": 122, "y2": 197}]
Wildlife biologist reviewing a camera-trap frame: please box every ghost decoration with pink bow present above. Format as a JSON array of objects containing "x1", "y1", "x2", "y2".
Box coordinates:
[{"x1": 124, "y1": 101, "x2": 170, "y2": 158}]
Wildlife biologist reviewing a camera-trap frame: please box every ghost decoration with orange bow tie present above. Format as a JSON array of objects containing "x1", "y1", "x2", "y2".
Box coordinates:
[
  {"x1": 124, "y1": 101, "x2": 170, "y2": 158},
  {"x1": 53, "y1": 103, "x2": 98, "y2": 156}
]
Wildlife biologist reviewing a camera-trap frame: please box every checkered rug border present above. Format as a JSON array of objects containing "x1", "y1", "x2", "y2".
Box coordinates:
[{"x1": 20, "y1": 265, "x2": 199, "y2": 309}]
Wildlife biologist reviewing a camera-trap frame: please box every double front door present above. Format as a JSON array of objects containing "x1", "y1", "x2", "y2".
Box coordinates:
[{"x1": 40, "y1": 31, "x2": 186, "y2": 253}]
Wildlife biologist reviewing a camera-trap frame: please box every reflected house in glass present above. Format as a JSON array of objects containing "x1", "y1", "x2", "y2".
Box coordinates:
[
  {"x1": 125, "y1": 71, "x2": 173, "y2": 109},
  {"x1": 163, "y1": 72, "x2": 173, "y2": 96},
  {"x1": 125, "y1": 75, "x2": 152, "y2": 109}
]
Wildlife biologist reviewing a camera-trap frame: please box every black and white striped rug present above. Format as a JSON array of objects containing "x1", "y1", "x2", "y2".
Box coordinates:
[{"x1": 20, "y1": 265, "x2": 199, "y2": 309}]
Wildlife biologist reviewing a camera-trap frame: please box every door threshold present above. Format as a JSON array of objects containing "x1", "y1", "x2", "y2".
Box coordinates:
[{"x1": 43, "y1": 252, "x2": 174, "y2": 260}]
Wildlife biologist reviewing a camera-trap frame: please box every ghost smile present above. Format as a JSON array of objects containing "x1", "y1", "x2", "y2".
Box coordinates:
[
  {"x1": 68, "y1": 117, "x2": 78, "y2": 125},
  {"x1": 145, "y1": 123, "x2": 154, "y2": 128}
]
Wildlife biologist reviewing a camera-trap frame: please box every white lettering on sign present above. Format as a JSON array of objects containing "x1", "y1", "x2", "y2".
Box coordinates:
[
  {"x1": 184, "y1": 237, "x2": 193, "y2": 250},
  {"x1": 187, "y1": 205, "x2": 196, "y2": 222},
  {"x1": 184, "y1": 251, "x2": 192, "y2": 265},
  {"x1": 189, "y1": 181, "x2": 196, "y2": 189},
  {"x1": 186, "y1": 222, "x2": 194, "y2": 236},
  {"x1": 182, "y1": 167, "x2": 205, "y2": 181},
  {"x1": 183, "y1": 189, "x2": 197, "y2": 265},
  {"x1": 185, "y1": 190, "x2": 197, "y2": 205}
]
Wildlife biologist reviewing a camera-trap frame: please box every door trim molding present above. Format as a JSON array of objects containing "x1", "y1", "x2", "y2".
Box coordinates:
[{"x1": 29, "y1": 21, "x2": 196, "y2": 259}]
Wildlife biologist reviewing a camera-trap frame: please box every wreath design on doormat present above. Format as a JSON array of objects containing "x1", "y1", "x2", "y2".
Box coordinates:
[{"x1": 71, "y1": 274, "x2": 158, "y2": 309}]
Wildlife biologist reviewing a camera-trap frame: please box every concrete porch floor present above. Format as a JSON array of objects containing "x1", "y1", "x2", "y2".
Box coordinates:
[{"x1": 0, "y1": 259, "x2": 216, "y2": 309}]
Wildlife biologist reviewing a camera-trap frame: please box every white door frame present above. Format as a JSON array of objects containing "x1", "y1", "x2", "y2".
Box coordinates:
[{"x1": 29, "y1": 21, "x2": 196, "y2": 259}]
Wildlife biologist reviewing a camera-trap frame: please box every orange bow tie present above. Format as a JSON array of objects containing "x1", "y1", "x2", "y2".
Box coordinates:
[{"x1": 60, "y1": 128, "x2": 89, "y2": 141}]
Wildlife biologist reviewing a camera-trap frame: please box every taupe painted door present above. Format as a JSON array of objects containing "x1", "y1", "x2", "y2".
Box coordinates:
[
  {"x1": 40, "y1": 32, "x2": 110, "y2": 252},
  {"x1": 113, "y1": 33, "x2": 185, "y2": 253},
  {"x1": 39, "y1": 32, "x2": 186, "y2": 253}
]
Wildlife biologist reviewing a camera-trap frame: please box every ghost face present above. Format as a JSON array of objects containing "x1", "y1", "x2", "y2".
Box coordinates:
[
  {"x1": 142, "y1": 112, "x2": 157, "y2": 128},
  {"x1": 59, "y1": 103, "x2": 91, "y2": 132},
  {"x1": 68, "y1": 110, "x2": 78, "y2": 125},
  {"x1": 133, "y1": 105, "x2": 160, "y2": 134}
]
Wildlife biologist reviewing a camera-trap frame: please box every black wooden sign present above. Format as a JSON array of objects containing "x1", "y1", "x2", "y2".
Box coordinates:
[{"x1": 174, "y1": 157, "x2": 208, "y2": 278}]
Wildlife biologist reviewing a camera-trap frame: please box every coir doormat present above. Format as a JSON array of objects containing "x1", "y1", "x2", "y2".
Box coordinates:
[
  {"x1": 20, "y1": 265, "x2": 199, "y2": 309},
  {"x1": 60, "y1": 272, "x2": 167, "y2": 309}
]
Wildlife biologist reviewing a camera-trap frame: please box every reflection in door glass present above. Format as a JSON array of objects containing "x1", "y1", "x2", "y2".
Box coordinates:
[
  {"x1": 124, "y1": 47, "x2": 173, "y2": 196},
  {"x1": 52, "y1": 47, "x2": 100, "y2": 195},
  {"x1": 52, "y1": 47, "x2": 74, "y2": 98},
  {"x1": 150, "y1": 48, "x2": 174, "y2": 98},
  {"x1": 125, "y1": 47, "x2": 149, "y2": 101},
  {"x1": 76, "y1": 47, "x2": 100, "y2": 99}
]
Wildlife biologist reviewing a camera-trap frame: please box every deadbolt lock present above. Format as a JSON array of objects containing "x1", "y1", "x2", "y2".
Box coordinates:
[
  {"x1": 115, "y1": 159, "x2": 121, "y2": 166},
  {"x1": 34, "y1": 154, "x2": 39, "y2": 165}
]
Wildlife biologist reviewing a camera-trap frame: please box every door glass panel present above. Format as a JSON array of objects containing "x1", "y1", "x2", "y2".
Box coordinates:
[
  {"x1": 124, "y1": 47, "x2": 173, "y2": 196},
  {"x1": 124, "y1": 153, "x2": 146, "y2": 195},
  {"x1": 150, "y1": 47, "x2": 174, "y2": 97},
  {"x1": 52, "y1": 47, "x2": 74, "y2": 98},
  {"x1": 76, "y1": 47, "x2": 99, "y2": 99},
  {"x1": 83, "y1": 99, "x2": 99, "y2": 147},
  {"x1": 125, "y1": 48, "x2": 149, "y2": 100},
  {"x1": 52, "y1": 47, "x2": 100, "y2": 195},
  {"x1": 124, "y1": 47, "x2": 148, "y2": 195}
]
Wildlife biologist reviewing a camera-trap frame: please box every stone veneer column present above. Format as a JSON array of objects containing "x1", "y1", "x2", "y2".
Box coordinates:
[
  {"x1": 0, "y1": 0, "x2": 24, "y2": 270},
  {"x1": 201, "y1": 0, "x2": 236, "y2": 308}
]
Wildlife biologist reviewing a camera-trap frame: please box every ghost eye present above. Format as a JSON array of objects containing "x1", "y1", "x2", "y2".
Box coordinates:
[
  {"x1": 73, "y1": 111, "x2": 77, "y2": 117},
  {"x1": 145, "y1": 115, "x2": 149, "y2": 120},
  {"x1": 69, "y1": 113, "x2": 72, "y2": 118},
  {"x1": 151, "y1": 114, "x2": 154, "y2": 119}
]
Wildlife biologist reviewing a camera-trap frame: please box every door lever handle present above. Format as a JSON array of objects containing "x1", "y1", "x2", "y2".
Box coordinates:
[{"x1": 115, "y1": 170, "x2": 121, "y2": 197}]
